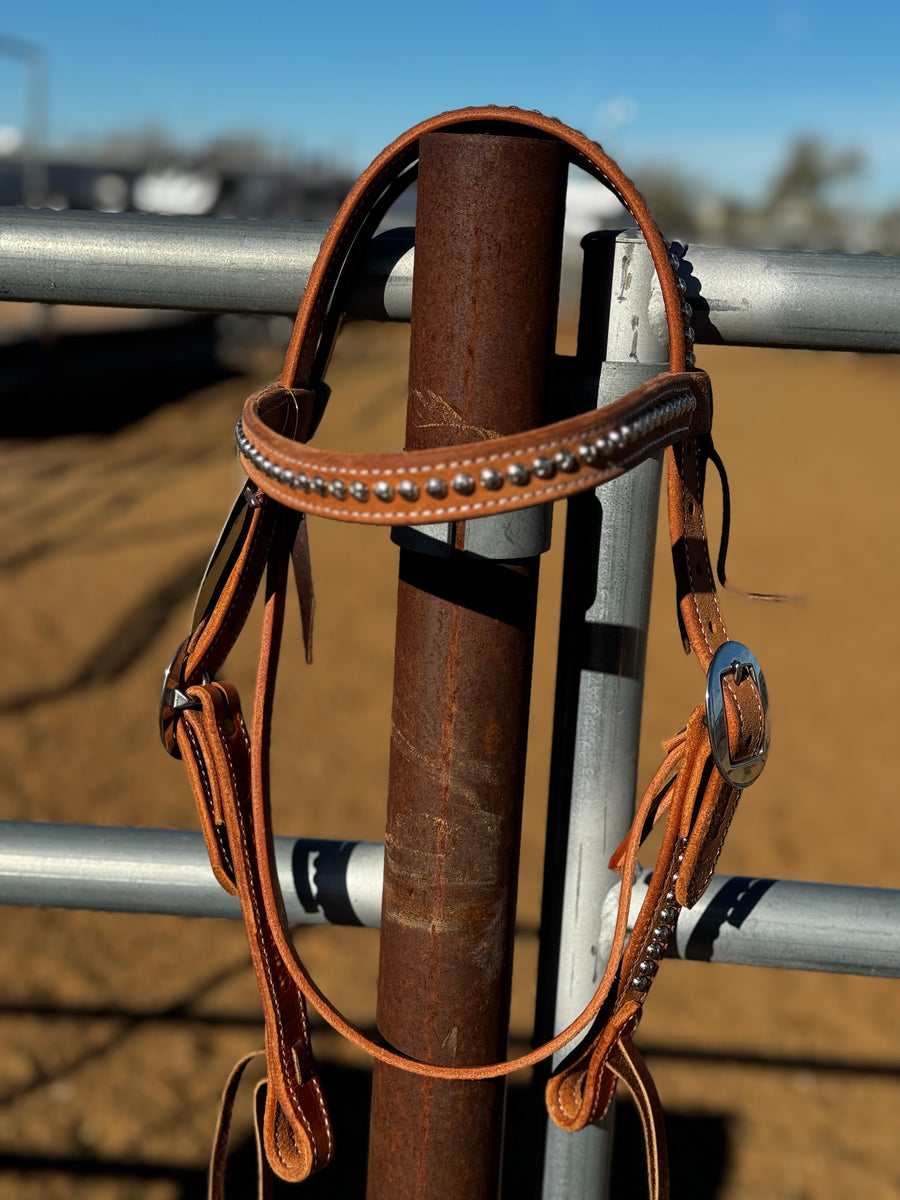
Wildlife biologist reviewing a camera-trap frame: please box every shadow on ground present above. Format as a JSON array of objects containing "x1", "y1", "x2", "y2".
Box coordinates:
[
  {"x1": 0, "y1": 316, "x2": 236, "y2": 436},
  {"x1": 0, "y1": 1063, "x2": 731, "y2": 1198}
]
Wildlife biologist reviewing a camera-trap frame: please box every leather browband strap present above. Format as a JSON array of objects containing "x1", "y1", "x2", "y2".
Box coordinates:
[
  {"x1": 163, "y1": 108, "x2": 770, "y2": 1198},
  {"x1": 238, "y1": 373, "x2": 709, "y2": 525}
]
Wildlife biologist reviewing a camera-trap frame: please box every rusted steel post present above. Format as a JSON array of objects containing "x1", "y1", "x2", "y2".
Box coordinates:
[{"x1": 366, "y1": 129, "x2": 567, "y2": 1199}]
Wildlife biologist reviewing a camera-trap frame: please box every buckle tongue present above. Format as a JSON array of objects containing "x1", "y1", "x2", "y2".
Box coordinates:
[{"x1": 704, "y1": 641, "x2": 770, "y2": 788}]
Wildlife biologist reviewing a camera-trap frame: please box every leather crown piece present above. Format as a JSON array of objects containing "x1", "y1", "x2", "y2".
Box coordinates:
[{"x1": 160, "y1": 106, "x2": 770, "y2": 1198}]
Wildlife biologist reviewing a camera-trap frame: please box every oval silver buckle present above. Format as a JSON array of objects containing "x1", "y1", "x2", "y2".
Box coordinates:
[{"x1": 704, "y1": 641, "x2": 770, "y2": 788}]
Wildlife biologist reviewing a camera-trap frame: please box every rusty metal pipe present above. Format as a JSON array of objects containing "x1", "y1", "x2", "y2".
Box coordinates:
[{"x1": 366, "y1": 129, "x2": 568, "y2": 1199}]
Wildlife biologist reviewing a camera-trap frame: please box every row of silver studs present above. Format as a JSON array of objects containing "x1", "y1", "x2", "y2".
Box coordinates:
[
  {"x1": 234, "y1": 391, "x2": 696, "y2": 505},
  {"x1": 666, "y1": 241, "x2": 695, "y2": 368},
  {"x1": 630, "y1": 836, "x2": 688, "y2": 992}
]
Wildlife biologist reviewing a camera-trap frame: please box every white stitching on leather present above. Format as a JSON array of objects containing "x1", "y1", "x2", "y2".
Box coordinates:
[{"x1": 232, "y1": 793, "x2": 320, "y2": 1169}]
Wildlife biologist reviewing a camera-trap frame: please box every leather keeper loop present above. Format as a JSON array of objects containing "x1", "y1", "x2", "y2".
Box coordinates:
[{"x1": 252, "y1": 380, "x2": 330, "y2": 445}]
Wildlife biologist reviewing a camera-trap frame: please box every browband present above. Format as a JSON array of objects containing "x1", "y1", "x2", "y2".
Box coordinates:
[{"x1": 160, "y1": 107, "x2": 770, "y2": 1198}]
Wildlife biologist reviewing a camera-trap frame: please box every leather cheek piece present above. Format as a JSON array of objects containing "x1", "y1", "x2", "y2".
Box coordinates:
[
  {"x1": 182, "y1": 497, "x2": 279, "y2": 688},
  {"x1": 264, "y1": 1074, "x2": 334, "y2": 1184},
  {"x1": 207, "y1": 1054, "x2": 329, "y2": 1198},
  {"x1": 177, "y1": 680, "x2": 334, "y2": 1183},
  {"x1": 678, "y1": 770, "x2": 742, "y2": 910},
  {"x1": 176, "y1": 689, "x2": 245, "y2": 896},
  {"x1": 545, "y1": 1002, "x2": 642, "y2": 1131},
  {"x1": 667, "y1": 438, "x2": 766, "y2": 741},
  {"x1": 644, "y1": 704, "x2": 744, "y2": 912},
  {"x1": 547, "y1": 1013, "x2": 670, "y2": 1200}
]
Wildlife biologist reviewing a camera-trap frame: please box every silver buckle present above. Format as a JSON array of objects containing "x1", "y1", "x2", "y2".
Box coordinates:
[{"x1": 704, "y1": 641, "x2": 770, "y2": 788}]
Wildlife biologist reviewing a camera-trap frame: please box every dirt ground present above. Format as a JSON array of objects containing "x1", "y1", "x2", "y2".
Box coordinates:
[{"x1": 0, "y1": 310, "x2": 897, "y2": 1199}]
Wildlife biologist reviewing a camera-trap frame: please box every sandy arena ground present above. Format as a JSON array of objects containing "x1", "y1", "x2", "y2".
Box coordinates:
[{"x1": 0, "y1": 311, "x2": 897, "y2": 1198}]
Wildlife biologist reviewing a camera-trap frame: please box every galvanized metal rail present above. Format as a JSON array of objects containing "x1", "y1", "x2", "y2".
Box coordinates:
[
  {"x1": 0, "y1": 822, "x2": 895, "y2": 979},
  {"x1": 1, "y1": 207, "x2": 900, "y2": 351}
]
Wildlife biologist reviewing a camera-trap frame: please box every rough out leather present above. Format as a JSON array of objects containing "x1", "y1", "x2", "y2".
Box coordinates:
[{"x1": 160, "y1": 107, "x2": 769, "y2": 1199}]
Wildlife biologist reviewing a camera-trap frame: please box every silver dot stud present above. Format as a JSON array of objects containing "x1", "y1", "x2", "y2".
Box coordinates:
[
  {"x1": 373, "y1": 480, "x2": 394, "y2": 502},
  {"x1": 632, "y1": 976, "x2": 651, "y2": 992},
  {"x1": 397, "y1": 479, "x2": 420, "y2": 501},
  {"x1": 425, "y1": 476, "x2": 447, "y2": 498},
  {"x1": 480, "y1": 468, "x2": 503, "y2": 491},
  {"x1": 312, "y1": 476, "x2": 328, "y2": 496},
  {"x1": 506, "y1": 463, "x2": 529, "y2": 486},
  {"x1": 532, "y1": 456, "x2": 555, "y2": 479},
  {"x1": 451, "y1": 472, "x2": 475, "y2": 495},
  {"x1": 349, "y1": 481, "x2": 369, "y2": 502},
  {"x1": 554, "y1": 450, "x2": 578, "y2": 472},
  {"x1": 578, "y1": 443, "x2": 599, "y2": 466},
  {"x1": 329, "y1": 479, "x2": 348, "y2": 500},
  {"x1": 645, "y1": 942, "x2": 665, "y2": 960}
]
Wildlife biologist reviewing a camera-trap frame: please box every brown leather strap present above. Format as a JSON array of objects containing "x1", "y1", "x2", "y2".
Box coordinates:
[
  {"x1": 238, "y1": 372, "x2": 709, "y2": 524},
  {"x1": 608, "y1": 1036, "x2": 670, "y2": 1200},
  {"x1": 207, "y1": 1051, "x2": 274, "y2": 1200},
  {"x1": 178, "y1": 671, "x2": 334, "y2": 1181},
  {"x1": 182, "y1": 673, "x2": 730, "y2": 1084},
  {"x1": 162, "y1": 107, "x2": 770, "y2": 1190},
  {"x1": 175, "y1": 522, "x2": 755, "y2": 1184},
  {"x1": 277, "y1": 106, "x2": 687, "y2": 386}
]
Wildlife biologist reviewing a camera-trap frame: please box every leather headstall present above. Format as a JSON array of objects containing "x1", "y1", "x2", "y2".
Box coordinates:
[{"x1": 159, "y1": 107, "x2": 770, "y2": 1199}]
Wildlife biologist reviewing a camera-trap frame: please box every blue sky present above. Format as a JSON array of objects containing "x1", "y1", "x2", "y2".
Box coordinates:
[{"x1": 0, "y1": 0, "x2": 898, "y2": 206}]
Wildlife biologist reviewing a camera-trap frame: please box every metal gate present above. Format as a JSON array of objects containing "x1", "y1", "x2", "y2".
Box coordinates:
[{"x1": 1, "y1": 205, "x2": 898, "y2": 1197}]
